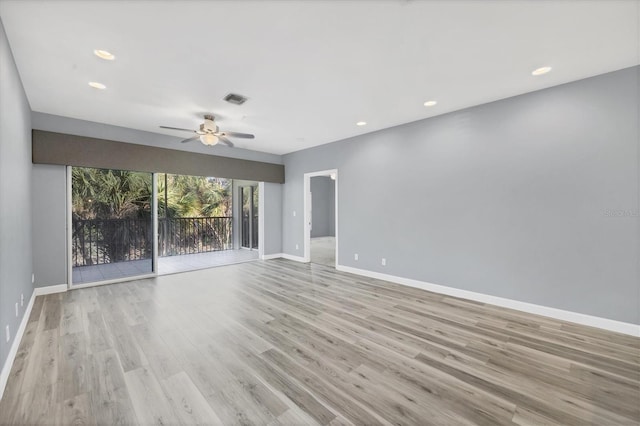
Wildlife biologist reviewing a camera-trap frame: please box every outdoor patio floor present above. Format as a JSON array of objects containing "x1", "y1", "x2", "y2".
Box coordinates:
[{"x1": 71, "y1": 249, "x2": 259, "y2": 285}]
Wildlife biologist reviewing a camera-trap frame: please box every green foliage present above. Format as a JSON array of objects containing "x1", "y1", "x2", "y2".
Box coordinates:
[
  {"x1": 72, "y1": 167, "x2": 152, "y2": 220},
  {"x1": 158, "y1": 174, "x2": 232, "y2": 218},
  {"x1": 71, "y1": 168, "x2": 233, "y2": 266},
  {"x1": 72, "y1": 169, "x2": 232, "y2": 221}
]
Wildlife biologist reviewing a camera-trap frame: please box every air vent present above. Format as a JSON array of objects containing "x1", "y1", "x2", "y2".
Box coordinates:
[{"x1": 224, "y1": 93, "x2": 248, "y2": 105}]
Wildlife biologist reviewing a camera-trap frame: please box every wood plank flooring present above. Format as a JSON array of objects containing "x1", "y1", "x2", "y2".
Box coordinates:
[{"x1": 1, "y1": 259, "x2": 638, "y2": 425}]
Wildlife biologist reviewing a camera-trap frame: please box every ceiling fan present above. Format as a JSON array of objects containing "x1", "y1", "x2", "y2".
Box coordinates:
[{"x1": 160, "y1": 114, "x2": 254, "y2": 147}]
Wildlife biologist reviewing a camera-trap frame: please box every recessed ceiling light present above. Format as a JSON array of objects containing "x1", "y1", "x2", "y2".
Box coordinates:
[
  {"x1": 88, "y1": 81, "x2": 106, "y2": 90},
  {"x1": 532, "y1": 66, "x2": 552, "y2": 76},
  {"x1": 356, "y1": 121, "x2": 367, "y2": 126},
  {"x1": 94, "y1": 49, "x2": 115, "y2": 60},
  {"x1": 423, "y1": 100, "x2": 437, "y2": 107}
]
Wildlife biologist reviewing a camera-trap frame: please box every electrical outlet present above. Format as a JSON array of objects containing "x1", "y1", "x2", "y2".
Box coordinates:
[
  {"x1": 354, "y1": 253, "x2": 359, "y2": 261},
  {"x1": 15, "y1": 303, "x2": 19, "y2": 317},
  {"x1": 5, "y1": 325, "x2": 9, "y2": 343},
  {"x1": 295, "y1": 244, "x2": 299, "y2": 250},
  {"x1": 381, "y1": 258, "x2": 386, "y2": 266},
  {"x1": 32, "y1": 273, "x2": 35, "y2": 284},
  {"x1": 293, "y1": 210, "x2": 296, "y2": 217},
  {"x1": 21, "y1": 294, "x2": 24, "y2": 307}
]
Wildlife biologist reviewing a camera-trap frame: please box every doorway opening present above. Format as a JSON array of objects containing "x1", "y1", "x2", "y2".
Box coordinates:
[{"x1": 304, "y1": 169, "x2": 338, "y2": 268}]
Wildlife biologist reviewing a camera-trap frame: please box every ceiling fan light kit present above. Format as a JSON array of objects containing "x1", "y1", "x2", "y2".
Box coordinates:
[{"x1": 200, "y1": 133, "x2": 219, "y2": 146}]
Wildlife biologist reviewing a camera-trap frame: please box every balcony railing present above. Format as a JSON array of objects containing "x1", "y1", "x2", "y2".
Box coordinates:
[
  {"x1": 72, "y1": 216, "x2": 232, "y2": 267},
  {"x1": 158, "y1": 216, "x2": 232, "y2": 256}
]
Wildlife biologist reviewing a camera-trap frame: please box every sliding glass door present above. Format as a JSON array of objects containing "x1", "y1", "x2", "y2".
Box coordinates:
[
  {"x1": 157, "y1": 173, "x2": 233, "y2": 274},
  {"x1": 70, "y1": 168, "x2": 249, "y2": 285},
  {"x1": 240, "y1": 185, "x2": 259, "y2": 249},
  {"x1": 71, "y1": 167, "x2": 154, "y2": 285}
]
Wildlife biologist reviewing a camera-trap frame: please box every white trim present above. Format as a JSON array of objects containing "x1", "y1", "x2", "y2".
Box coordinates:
[
  {"x1": 260, "y1": 253, "x2": 283, "y2": 260},
  {"x1": 336, "y1": 264, "x2": 640, "y2": 337},
  {"x1": 258, "y1": 182, "x2": 265, "y2": 259},
  {"x1": 280, "y1": 253, "x2": 307, "y2": 263},
  {"x1": 259, "y1": 253, "x2": 306, "y2": 262},
  {"x1": 303, "y1": 169, "x2": 338, "y2": 267},
  {"x1": 152, "y1": 173, "x2": 159, "y2": 275},
  {"x1": 66, "y1": 166, "x2": 72, "y2": 289},
  {"x1": 0, "y1": 290, "x2": 35, "y2": 401},
  {"x1": 34, "y1": 284, "x2": 68, "y2": 296}
]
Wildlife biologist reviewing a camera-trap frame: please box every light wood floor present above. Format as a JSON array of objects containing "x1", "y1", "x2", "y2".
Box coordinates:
[
  {"x1": 310, "y1": 237, "x2": 336, "y2": 267},
  {"x1": 1, "y1": 259, "x2": 638, "y2": 425}
]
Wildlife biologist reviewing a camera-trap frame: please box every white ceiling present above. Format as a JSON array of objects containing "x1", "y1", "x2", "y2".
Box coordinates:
[{"x1": 1, "y1": 0, "x2": 639, "y2": 155}]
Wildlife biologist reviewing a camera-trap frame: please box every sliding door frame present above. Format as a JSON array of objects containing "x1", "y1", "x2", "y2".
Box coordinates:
[
  {"x1": 66, "y1": 166, "x2": 158, "y2": 289},
  {"x1": 239, "y1": 184, "x2": 259, "y2": 250}
]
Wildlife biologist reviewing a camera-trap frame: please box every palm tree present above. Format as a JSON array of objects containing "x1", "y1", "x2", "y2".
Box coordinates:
[
  {"x1": 72, "y1": 168, "x2": 233, "y2": 265},
  {"x1": 158, "y1": 174, "x2": 232, "y2": 255},
  {"x1": 72, "y1": 168, "x2": 152, "y2": 264}
]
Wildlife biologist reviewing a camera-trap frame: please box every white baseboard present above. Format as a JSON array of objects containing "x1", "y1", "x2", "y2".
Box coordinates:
[
  {"x1": 281, "y1": 253, "x2": 307, "y2": 263},
  {"x1": 260, "y1": 253, "x2": 284, "y2": 260},
  {"x1": 262, "y1": 253, "x2": 308, "y2": 263},
  {"x1": 0, "y1": 290, "x2": 36, "y2": 401},
  {"x1": 280, "y1": 253, "x2": 307, "y2": 263},
  {"x1": 34, "y1": 283, "x2": 67, "y2": 296},
  {"x1": 335, "y1": 264, "x2": 640, "y2": 337}
]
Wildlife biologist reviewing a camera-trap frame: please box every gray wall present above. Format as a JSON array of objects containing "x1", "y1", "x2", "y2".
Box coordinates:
[
  {"x1": 311, "y1": 176, "x2": 335, "y2": 237},
  {"x1": 32, "y1": 165, "x2": 67, "y2": 287},
  {"x1": 282, "y1": 66, "x2": 639, "y2": 324},
  {"x1": 0, "y1": 17, "x2": 33, "y2": 370},
  {"x1": 262, "y1": 182, "x2": 282, "y2": 256}
]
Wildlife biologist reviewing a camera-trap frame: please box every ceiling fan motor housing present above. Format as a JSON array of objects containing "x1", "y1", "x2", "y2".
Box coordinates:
[{"x1": 201, "y1": 117, "x2": 218, "y2": 133}]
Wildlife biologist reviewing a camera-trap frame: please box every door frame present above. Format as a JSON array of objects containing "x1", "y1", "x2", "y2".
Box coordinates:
[
  {"x1": 258, "y1": 182, "x2": 265, "y2": 259},
  {"x1": 66, "y1": 166, "x2": 158, "y2": 289},
  {"x1": 239, "y1": 184, "x2": 259, "y2": 250},
  {"x1": 303, "y1": 169, "x2": 338, "y2": 267}
]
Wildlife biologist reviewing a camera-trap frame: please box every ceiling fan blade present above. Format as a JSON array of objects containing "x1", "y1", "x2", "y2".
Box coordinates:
[
  {"x1": 220, "y1": 131, "x2": 255, "y2": 139},
  {"x1": 181, "y1": 136, "x2": 200, "y2": 144},
  {"x1": 219, "y1": 136, "x2": 234, "y2": 147},
  {"x1": 160, "y1": 125, "x2": 197, "y2": 133}
]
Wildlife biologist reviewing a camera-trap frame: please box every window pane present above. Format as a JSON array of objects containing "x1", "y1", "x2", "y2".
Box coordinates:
[
  {"x1": 71, "y1": 167, "x2": 153, "y2": 284},
  {"x1": 157, "y1": 174, "x2": 233, "y2": 257}
]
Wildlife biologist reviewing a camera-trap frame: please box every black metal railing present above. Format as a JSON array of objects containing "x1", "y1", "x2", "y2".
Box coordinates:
[
  {"x1": 72, "y1": 216, "x2": 233, "y2": 267},
  {"x1": 72, "y1": 218, "x2": 152, "y2": 267},
  {"x1": 158, "y1": 216, "x2": 232, "y2": 256}
]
